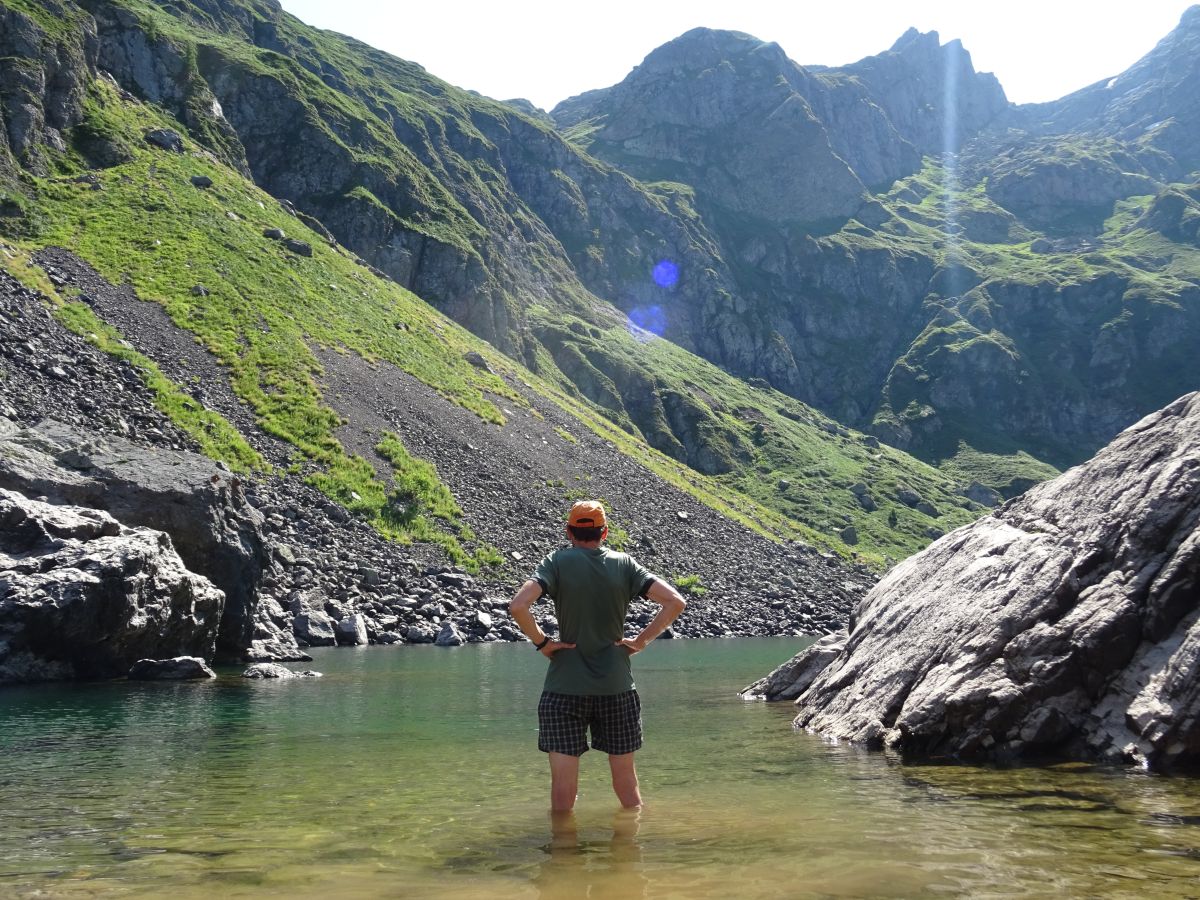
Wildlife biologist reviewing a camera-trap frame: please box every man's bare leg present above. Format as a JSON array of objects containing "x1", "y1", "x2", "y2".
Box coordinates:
[
  {"x1": 549, "y1": 752, "x2": 581, "y2": 811},
  {"x1": 608, "y1": 752, "x2": 641, "y2": 808}
]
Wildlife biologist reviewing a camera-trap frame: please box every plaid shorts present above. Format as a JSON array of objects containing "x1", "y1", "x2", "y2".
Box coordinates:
[{"x1": 537, "y1": 690, "x2": 643, "y2": 756}]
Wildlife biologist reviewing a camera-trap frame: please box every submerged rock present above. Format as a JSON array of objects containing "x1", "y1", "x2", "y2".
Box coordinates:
[
  {"x1": 242, "y1": 663, "x2": 322, "y2": 678},
  {"x1": 129, "y1": 657, "x2": 216, "y2": 680},
  {"x1": 765, "y1": 393, "x2": 1200, "y2": 770}
]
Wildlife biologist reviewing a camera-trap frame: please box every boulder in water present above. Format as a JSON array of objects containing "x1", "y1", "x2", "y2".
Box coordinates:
[
  {"x1": 242, "y1": 663, "x2": 322, "y2": 678},
  {"x1": 757, "y1": 393, "x2": 1200, "y2": 770},
  {"x1": 129, "y1": 657, "x2": 216, "y2": 680}
]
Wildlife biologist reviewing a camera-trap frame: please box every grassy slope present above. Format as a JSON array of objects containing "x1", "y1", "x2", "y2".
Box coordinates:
[{"x1": 6, "y1": 75, "x2": 522, "y2": 567}]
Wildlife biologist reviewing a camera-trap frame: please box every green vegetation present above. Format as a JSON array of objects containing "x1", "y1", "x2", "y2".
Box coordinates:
[
  {"x1": 0, "y1": 0, "x2": 91, "y2": 40},
  {"x1": 524, "y1": 301, "x2": 981, "y2": 564},
  {"x1": 674, "y1": 574, "x2": 708, "y2": 597},
  {"x1": 836, "y1": 153, "x2": 1200, "y2": 478},
  {"x1": 1, "y1": 77, "x2": 522, "y2": 568},
  {"x1": 372, "y1": 432, "x2": 502, "y2": 571},
  {"x1": 55, "y1": 300, "x2": 266, "y2": 472}
]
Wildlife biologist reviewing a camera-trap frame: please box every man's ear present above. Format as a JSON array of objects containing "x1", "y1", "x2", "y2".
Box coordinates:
[{"x1": 601, "y1": 525, "x2": 609, "y2": 538}]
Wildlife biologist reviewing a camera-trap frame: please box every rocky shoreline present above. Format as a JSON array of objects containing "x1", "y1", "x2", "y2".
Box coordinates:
[{"x1": 0, "y1": 254, "x2": 870, "y2": 683}]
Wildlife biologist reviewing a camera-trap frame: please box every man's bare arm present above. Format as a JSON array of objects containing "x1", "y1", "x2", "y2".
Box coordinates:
[
  {"x1": 616, "y1": 579, "x2": 686, "y2": 654},
  {"x1": 510, "y1": 580, "x2": 575, "y2": 658}
]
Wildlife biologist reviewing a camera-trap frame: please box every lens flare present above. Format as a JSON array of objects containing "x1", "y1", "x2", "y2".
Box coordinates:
[
  {"x1": 652, "y1": 259, "x2": 679, "y2": 288},
  {"x1": 627, "y1": 305, "x2": 667, "y2": 339}
]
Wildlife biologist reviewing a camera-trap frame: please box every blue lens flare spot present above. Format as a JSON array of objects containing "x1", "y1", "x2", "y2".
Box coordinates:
[
  {"x1": 627, "y1": 305, "x2": 667, "y2": 338},
  {"x1": 652, "y1": 259, "x2": 679, "y2": 288}
]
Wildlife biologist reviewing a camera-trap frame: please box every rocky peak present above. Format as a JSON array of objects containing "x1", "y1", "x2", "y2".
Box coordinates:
[
  {"x1": 635, "y1": 27, "x2": 793, "y2": 76},
  {"x1": 550, "y1": 27, "x2": 865, "y2": 224},
  {"x1": 887, "y1": 26, "x2": 939, "y2": 54},
  {"x1": 843, "y1": 27, "x2": 1008, "y2": 155}
]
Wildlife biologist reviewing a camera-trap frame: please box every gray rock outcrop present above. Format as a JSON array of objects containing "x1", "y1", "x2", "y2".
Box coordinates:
[
  {"x1": 293, "y1": 610, "x2": 336, "y2": 647},
  {"x1": 0, "y1": 417, "x2": 269, "y2": 657},
  {"x1": 755, "y1": 393, "x2": 1200, "y2": 770},
  {"x1": 0, "y1": 488, "x2": 223, "y2": 683}
]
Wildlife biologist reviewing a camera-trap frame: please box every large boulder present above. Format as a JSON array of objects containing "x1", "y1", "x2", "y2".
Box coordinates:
[
  {"x1": 128, "y1": 656, "x2": 216, "y2": 680},
  {"x1": 334, "y1": 613, "x2": 368, "y2": 646},
  {"x1": 293, "y1": 610, "x2": 336, "y2": 647},
  {"x1": 435, "y1": 621, "x2": 465, "y2": 647},
  {"x1": 0, "y1": 418, "x2": 268, "y2": 657},
  {"x1": 0, "y1": 488, "x2": 223, "y2": 683},
  {"x1": 763, "y1": 393, "x2": 1200, "y2": 770}
]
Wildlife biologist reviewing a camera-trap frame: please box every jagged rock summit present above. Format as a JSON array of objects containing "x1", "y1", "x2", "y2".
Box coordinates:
[
  {"x1": 748, "y1": 392, "x2": 1200, "y2": 770},
  {"x1": 551, "y1": 24, "x2": 1007, "y2": 221}
]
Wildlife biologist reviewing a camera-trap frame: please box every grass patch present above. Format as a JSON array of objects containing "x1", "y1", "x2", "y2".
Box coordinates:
[
  {"x1": 674, "y1": 574, "x2": 708, "y2": 596},
  {"x1": 55, "y1": 300, "x2": 266, "y2": 472}
]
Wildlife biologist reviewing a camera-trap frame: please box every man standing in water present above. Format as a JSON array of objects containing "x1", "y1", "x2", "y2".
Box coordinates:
[{"x1": 510, "y1": 500, "x2": 687, "y2": 811}]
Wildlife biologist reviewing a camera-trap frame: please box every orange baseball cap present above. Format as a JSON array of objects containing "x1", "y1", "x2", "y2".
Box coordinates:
[{"x1": 567, "y1": 500, "x2": 607, "y2": 528}]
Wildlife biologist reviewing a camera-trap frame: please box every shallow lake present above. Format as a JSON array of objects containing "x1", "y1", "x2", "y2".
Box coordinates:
[{"x1": 2, "y1": 638, "x2": 1199, "y2": 898}]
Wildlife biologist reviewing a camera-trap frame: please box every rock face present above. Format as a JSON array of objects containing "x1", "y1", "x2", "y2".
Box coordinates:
[
  {"x1": 0, "y1": 488, "x2": 223, "y2": 683},
  {"x1": 761, "y1": 393, "x2": 1200, "y2": 770},
  {"x1": 0, "y1": 3, "x2": 94, "y2": 174},
  {"x1": 0, "y1": 417, "x2": 269, "y2": 656},
  {"x1": 554, "y1": 28, "x2": 869, "y2": 223}
]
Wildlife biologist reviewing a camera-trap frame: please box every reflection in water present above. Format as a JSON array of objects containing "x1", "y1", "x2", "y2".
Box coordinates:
[{"x1": 535, "y1": 809, "x2": 645, "y2": 900}]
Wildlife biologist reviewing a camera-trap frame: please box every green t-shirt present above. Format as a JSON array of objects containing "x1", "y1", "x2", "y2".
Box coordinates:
[{"x1": 533, "y1": 545, "x2": 655, "y2": 695}]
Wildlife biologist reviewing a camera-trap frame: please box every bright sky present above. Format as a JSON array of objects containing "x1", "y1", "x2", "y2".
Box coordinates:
[{"x1": 276, "y1": 1, "x2": 1196, "y2": 111}]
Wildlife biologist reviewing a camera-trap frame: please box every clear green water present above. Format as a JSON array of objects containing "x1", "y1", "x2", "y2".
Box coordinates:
[{"x1": 2, "y1": 638, "x2": 1199, "y2": 898}]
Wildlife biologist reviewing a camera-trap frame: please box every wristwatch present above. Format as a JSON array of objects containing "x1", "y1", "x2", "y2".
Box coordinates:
[{"x1": 534, "y1": 636, "x2": 550, "y2": 651}]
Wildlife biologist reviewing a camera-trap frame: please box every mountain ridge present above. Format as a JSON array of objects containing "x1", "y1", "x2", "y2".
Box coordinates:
[{"x1": 547, "y1": 11, "x2": 1200, "y2": 475}]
